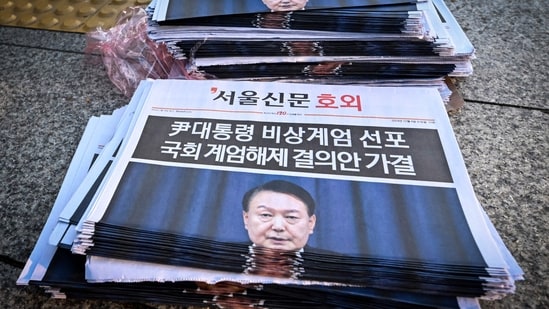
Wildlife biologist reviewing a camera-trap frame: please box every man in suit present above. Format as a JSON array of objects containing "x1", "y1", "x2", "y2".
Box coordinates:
[
  {"x1": 194, "y1": 180, "x2": 318, "y2": 307},
  {"x1": 242, "y1": 179, "x2": 316, "y2": 252},
  {"x1": 241, "y1": 180, "x2": 317, "y2": 278}
]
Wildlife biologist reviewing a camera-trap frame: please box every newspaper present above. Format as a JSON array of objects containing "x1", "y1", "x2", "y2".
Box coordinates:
[
  {"x1": 17, "y1": 82, "x2": 154, "y2": 286},
  {"x1": 18, "y1": 80, "x2": 523, "y2": 307},
  {"x1": 17, "y1": 106, "x2": 127, "y2": 284},
  {"x1": 64, "y1": 79, "x2": 515, "y2": 298}
]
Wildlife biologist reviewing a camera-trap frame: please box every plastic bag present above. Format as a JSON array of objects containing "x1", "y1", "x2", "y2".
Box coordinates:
[{"x1": 85, "y1": 7, "x2": 203, "y2": 97}]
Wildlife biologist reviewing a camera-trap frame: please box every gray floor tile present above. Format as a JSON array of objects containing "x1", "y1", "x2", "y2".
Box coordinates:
[{"x1": 1, "y1": 0, "x2": 548, "y2": 307}]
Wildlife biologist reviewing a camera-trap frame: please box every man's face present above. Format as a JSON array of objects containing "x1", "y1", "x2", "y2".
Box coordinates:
[
  {"x1": 243, "y1": 190, "x2": 316, "y2": 251},
  {"x1": 262, "y1": 0, "x2": 308, "y2": 11}
]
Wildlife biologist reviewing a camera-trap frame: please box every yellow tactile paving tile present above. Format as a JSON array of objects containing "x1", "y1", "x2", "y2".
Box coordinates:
[{"x1": 0, "y1": 0, "x2": 150, "y2": 33}]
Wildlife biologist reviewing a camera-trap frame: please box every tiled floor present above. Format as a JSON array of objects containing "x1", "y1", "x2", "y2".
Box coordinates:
[
  {"x1": 0, "y1": 1, "x2": 547, "y2": 308},
  {"x1": 0, "y1": 0, "x2": 150, "y2": 33}
]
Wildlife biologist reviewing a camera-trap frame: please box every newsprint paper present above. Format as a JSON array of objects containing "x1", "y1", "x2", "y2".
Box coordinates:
[
  {"x1": 18, "y1": 79, "x2": 521, "y2": 308},
  {"x1": 72, "y1": 80, "x2": 515, "y2": 297}
]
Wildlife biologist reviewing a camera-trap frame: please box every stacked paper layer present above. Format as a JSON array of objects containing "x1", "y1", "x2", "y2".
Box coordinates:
[
  {"x1": 146, "y1": 0, "x2": 475, "y2": 83},
  {"x1": 18, "y1": 79, "x2": 522, "y2": 308}
]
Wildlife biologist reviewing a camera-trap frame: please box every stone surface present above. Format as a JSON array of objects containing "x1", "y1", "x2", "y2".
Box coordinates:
[{"x1": 1, "y1": 0, "x2": 548, "y2": 308}]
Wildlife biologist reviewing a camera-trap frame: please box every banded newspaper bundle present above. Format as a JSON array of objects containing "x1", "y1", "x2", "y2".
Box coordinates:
[
  {"x1": 18, "y1": 79, "x2": 522, "y2": 308},
  {"x1": 147, "y1": 0, "x2": 474, "y2": 84}
]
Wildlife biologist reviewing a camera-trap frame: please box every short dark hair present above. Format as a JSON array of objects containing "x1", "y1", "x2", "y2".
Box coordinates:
[{"x1": 242, "y1": 180, "x2": 315, "y2": 216}]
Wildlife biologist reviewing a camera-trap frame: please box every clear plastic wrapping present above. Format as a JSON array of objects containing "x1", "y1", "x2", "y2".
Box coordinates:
[{"x1": 85, "y1": 7, "x2": 202, "y2": 97}]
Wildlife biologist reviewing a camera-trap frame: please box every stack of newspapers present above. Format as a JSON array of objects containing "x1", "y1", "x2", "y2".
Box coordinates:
[
  {"x1": 146, "y1": 0, "x2": 475, "y2": 85},
  {"x1": 86, "y1": 0, "x2": 475, "y2": 109},
  {"x1": 18, "y1": 79, "x2": 522, "y2": 308}
]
